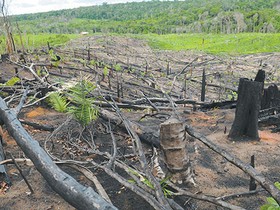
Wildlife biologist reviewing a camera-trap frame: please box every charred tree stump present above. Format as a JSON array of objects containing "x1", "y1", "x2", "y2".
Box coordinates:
[
  {"x1": 229, "y1": 78, "x2": 264, "y2": 140},
  {"x1": 160, "y1": 117, "x2": 193, "y2": 184},
  {"x1": 261, "y1": 84, "x2": 280, "y2": 110}
]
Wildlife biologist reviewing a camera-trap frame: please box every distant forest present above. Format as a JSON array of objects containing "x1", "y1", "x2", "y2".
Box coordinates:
[{"x1": 9, "y1": 0, "x2": 280, "y2": 34}]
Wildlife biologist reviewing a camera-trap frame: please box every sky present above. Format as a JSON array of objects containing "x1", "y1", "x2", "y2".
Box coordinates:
[{"x1": 7, "y1": 0, "x2": 145, "y2": 15}]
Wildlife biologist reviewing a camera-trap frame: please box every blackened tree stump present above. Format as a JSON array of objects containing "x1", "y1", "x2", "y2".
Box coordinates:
[
  {"x1": 261, "y1": 84, "x2": 280, "y2": 109},
  {"x1": 229, "y1": 78, "x2": 264, "y2": 140}
]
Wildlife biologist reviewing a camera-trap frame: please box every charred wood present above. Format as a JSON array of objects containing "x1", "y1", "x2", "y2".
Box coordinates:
[
  {"x1": 0, "y1": 97, "x2": 117, "y2": 210},
  {"x1": 261, "y1": 84, "x2": 280, "y2": 110},
  {"x1": 0, "y1": 129, "x2": 11, "y2": 187},
  {"x1": 229, "y1": 78, "x2": 263, "y2": 140},
  {"x1": 254, "y1": 69, "x2": 265, "y2": 82},
  {"x1": 185, "y1": 124, "x2": 280, "y2": 205},
  {"x1": 19, "y1": 119, "x2": 55, "y2": 131},
  {"x1": 100, "y1": 109, "x2": 160, "y2": 147}
]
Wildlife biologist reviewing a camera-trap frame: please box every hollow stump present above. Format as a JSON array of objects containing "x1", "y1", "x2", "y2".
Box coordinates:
[
  {"x1": 229, "y1": 78, "x2": 263, "y2": 140},
  {"x1": 160, "y1": 117, "x2": 193, "y2": 184}
]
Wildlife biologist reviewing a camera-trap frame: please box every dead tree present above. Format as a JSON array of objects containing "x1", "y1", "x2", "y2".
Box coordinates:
[
  {"x1": 1, "y1": 0, "x2": 15, "y2": 54},
  {"x1": 261, "y1": 84, "x2": 280, "y2": 110},
  {"x1": 229, "y1": 78, "x2": 263, "y2": 140},
  {"x1": 160, "y1": 117, "x2": 194, "y2": 184}
]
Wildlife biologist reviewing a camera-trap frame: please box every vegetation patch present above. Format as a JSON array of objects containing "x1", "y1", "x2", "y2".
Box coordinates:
[
  {"x1": 0, "y1": 34, "x2": 78, "y2": 54},
  {"x1": 137, "y1": 33, "x2": 280, "y2": 54}
]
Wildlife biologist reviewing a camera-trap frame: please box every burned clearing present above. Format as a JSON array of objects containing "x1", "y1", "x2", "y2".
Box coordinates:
[{"x1": 0, "y1": 35, "x2": 280, "y2": 210}]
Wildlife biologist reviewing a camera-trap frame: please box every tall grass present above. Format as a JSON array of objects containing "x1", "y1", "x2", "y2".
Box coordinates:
[
  {"x1": 0, "y1": 34, "x2": 79, "y2": 54},
  {"x1": 137, "y1": 33, "x2": 280, "y2": 55}
]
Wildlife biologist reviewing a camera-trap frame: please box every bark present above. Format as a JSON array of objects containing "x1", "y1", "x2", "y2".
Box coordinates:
[
  {"x1": 201, "y1": 68, "x2": 206, "y2": 102},
  {"x1": 201, "y1": 100, "x2": 236, "y2": 110},
  {"x1": 160, "y1": 117, "x2": 193, "y2": 184},
  {"x1": 19, "y1": 119, "x2": 55, "y2": 131},
  {"x1": 261, "y1": 84, "x2": 280, "y2": 110},
  {"x1": 100, "y1": 109, "x2": 160, "y2": 147},
  {"x1": 0, "y1": 97, "x2": 117, "y2": 210},
  {"x1": 254, "y1": 69, "x2": 265, "y2": 82},
  {"x1": 108, "y1": 100, "x2": 172, "y2": 209},
  {"x1": 229, "y1": 78, "x2": 263, "y2": 140},
  {"x1": 0, "y1": 133, "x2": 10, "y2": 185}
]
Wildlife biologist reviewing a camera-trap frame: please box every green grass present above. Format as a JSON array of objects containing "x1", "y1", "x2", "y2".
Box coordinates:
[
  {"x1": 0, "y1": 34, "x2": 79, "y2": 54},
  {"x1": 137, "y1": 33, "x2": 280, "y2": 55},
  {"x1": 1, "y1": 33, "x2": 280, "y2": 55}
]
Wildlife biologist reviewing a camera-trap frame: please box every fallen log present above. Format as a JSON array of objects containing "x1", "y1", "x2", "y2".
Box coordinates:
[
  {"x1": 19, "y1": 119, "x2": 55, "y2": 131},
  {"x1": 0, "y1": 130, "x2": 11, "y2": 187},
  {"x1": 258, "y1": 113, "x2": 280, "y2": 124},
  {"x1": 0, "y1": 97, "x2": 117, "y2": 210},
  {"x1": 200, "y1": 100, "x2": 237, "y2": 110},
  {"x1": 100, "y1": 109, "x2": 160, "y2": 147},
  {"x1": 185, "y1": 124, "x2": 280, "y2": 205},
  {"x1": 94, "y1": 100, "x2": 172, "y2": 111}
]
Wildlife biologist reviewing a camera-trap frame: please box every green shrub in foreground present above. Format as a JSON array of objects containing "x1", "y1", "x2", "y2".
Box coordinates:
[{"x1": 261, "y1": 182, "x2": 280, "y2": 210}]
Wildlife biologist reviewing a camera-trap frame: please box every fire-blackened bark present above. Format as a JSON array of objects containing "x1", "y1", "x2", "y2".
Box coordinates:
[
  {"x1": 229, "y1": 78, "x2": 263, "y2": 140},
  {"x1": 0, "y1": 97, "x2": 117, "y2": 210},
  {"x1": 261, "y1": 84, "x2": 280, "y2": 110}
]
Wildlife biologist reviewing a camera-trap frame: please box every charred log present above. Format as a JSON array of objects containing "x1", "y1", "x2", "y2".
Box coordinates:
[
  {"x1": 0, "y1": 97, "x2": 117, "y2": 210},
  {"x1": 100, "y1": 109, "x2": 160, "y2": 147},
  {"x1": 0, "y1": 130, "x2": 11, "y2": 187}
]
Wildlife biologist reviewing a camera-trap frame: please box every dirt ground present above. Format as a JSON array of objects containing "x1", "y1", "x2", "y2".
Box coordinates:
[{"x1": 0, "y1": 35, "x2": 280, "y2": 210}]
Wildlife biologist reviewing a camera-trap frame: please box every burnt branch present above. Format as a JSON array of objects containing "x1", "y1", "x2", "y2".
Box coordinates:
[
  {"x1": 0, "y1": 97, "x2": 117, "y2": 210},
  {"x1": 185, "y1": 124, "x2": 280, "y2": 205}
]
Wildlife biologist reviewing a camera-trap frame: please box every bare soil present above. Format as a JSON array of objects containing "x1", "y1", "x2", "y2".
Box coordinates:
[{"x1": 0, "y1": 35, "x2": 280, "y2": 210}]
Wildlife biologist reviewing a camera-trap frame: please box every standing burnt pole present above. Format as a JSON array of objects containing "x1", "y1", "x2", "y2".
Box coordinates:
[
  {"x1": 201, "y1": 68, "x2": 206, "y2": 102},
  {"x1": 229, "y1": 70, "x2": 265, "y2": 140}
]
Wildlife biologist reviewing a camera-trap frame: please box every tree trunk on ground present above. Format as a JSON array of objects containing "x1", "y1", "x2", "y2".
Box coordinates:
[
  {"x1": 0, "y1": 130, "x2": 10, "y2": 186},
  {"x1": 185, "y1": 124, "x2": 280, "y2": 204},
  {"x1": 100, "y1": 109, "x2": 160, "y2": 147},
  {"x1": 160, "y1": 117, "x2": 193, "y2": 184},
  {"x1": 0, "y1": 97, "x2": 117, "y2": 210},
  {"x1": 228, "y1": 78, "x2": 263, "y2": 140}
]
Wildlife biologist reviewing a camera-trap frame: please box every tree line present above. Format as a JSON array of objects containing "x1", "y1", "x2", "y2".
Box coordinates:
[{"x1": 5, "y1": 0, "x2": 280, "y2": 34}]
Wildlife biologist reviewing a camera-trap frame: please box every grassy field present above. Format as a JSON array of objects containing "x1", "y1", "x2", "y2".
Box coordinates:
[
  {"x1": 138, "y1": 33, "x2": 280, "y2": 55},
  {"x1": 0, "y1": 34, "x2": 79, "y2": 54},
  {"x1": 1, "y1": 33, "x2": 280, "y2": 55}
]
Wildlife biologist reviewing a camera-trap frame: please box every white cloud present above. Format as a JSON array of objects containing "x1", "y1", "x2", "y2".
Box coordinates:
[{"x1": 7, "y1": 0, "x2": 146, "y2": 15}]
